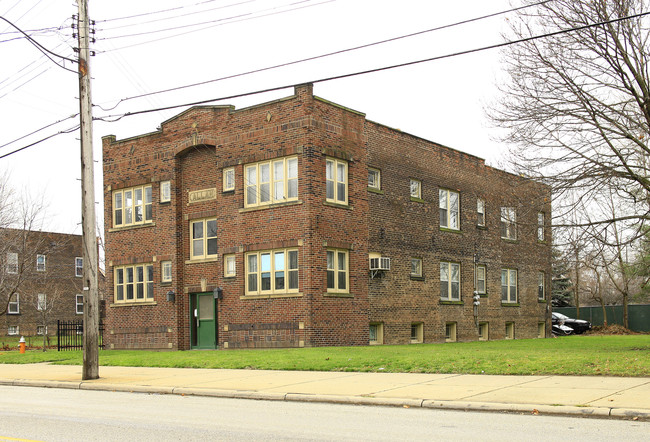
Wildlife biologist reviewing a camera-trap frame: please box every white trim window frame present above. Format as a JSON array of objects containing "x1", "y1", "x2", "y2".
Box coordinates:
[
  {"x1": 224, "y1": 254, "x2": 236, "y2": 277},
  {"x1": 476, "y1": 264, "x2": 486, "y2": 295},
  {"x1": 245, "y1": 156, "x2": 298, "y2": 207},
  {"x1": 75, "y1": 257, "x2": 83, "y2": 277},
  {"x1": 36, "y1": 254, "x2": 46, "y2": 272},
  {"x1": 368, "y1": 168, "x2": 380, "y2": 190},
  {"x1": 245, "y1": 249, "x2": 298, "y2": 295},
  {"x1": 500, "y1": 207, "x2": 517, "y2": 240},
  {"x1": 114, "y1": 263, "x2": 154, "y2": 303},
  {"x1": 76, "y1": 294, "x2": 83, "y2": 314},
  {"x1": 440, "y1": 261, "x2": 460, "y2": 301},
  {"x1": 37, "y1": 325, "x2": 47, "y2": 335},
  {"x1": 223, "y1": 167, "x2": 235, "y2": 192},
  {"x1": 537, "y1": 212, "x2": 545, "y2": 241},
  {"x1": 160, "y1": 181, "x2": 171, "y2": 203},
  {"x1": 538, "y1": 271, "x2": 545, "y2": 301},
  {"x1": 161, "y1": 261, "x2": 172, "y2": 283},
  {"x1": 8, "y1": 293, "x2": 19, "y2": 314},
  {"x1": 477, "y1": 198, "x2": 486, "y2": 227},
  {"x1": 439, "y1": 189, "x2": 460, "y2": 230},
  {"x1": 37, "y1": 293, "x2": 47, "y2": 311},
  {"x1": 326, "y1": 249, "x2": 349, "y2": 293},
  {"x1": 190, "y1": 218, "x2": 218, "y2": 260},
  {"x1": 113, "y1": 184, "x2": 153, "y2": 228},
  {"x1": 501, "y1": 269, "x2": 518, "y2": 303},
  {"x1": 6, "y1": 252, "x2": 18, "y2": 274},
  {"x1": 410, "y1": 179, "x2": 421, "y2": 199},
  {"x1": 326, "y1": 158, "x2": 348, "y2": 205},
  {"x1": 8, "y1": 325, "x2": 19, "y2": 336}
]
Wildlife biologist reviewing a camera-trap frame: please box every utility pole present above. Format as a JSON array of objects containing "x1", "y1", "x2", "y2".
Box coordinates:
[{"x1": 77, "y1": 0, "x2": 99, "y2": 380}]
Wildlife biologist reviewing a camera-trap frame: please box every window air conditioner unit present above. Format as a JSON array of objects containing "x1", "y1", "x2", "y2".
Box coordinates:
[{"x1": 369, "y1": 257, "x2": 390, "y2": 271}]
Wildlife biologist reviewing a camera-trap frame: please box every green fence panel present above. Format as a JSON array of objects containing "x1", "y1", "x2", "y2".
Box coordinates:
[{"x1": 555, "y1": 304, "x2": 650, "y2": 332}]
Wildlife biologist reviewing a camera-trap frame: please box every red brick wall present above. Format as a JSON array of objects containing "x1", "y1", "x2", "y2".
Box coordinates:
[{"x1": 366, "y1": 121, "x2": 551, "y2": 343}]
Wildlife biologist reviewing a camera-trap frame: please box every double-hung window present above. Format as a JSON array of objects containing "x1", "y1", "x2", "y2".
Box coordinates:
[
  {"x1": 6, "y1": 252, "x2": 18, "y2": 274},
  {"x1": 161, "y1": 261, "x2": 172, "y2": 283},
  {"x1": 326, "y1": 158, "x2": 348, "y2": 205},
  {"x1": 75, "y1": 257, "x2": 83, "y2": 277},
  {"x1": 113, "y1": 185, "x2": 153, "y2": 227},
  {"x1": 37, "y1": 293, "x2": 46, "y2": 311},
  {"x1": 410, "y1": 179, "x2": 421, "y2": 199},
  {"x1": 477, "y1": 198, "x2": 486, "y2": 226},
  {"x1": 246, "y1": 249, "x2": 298, "y2": 295},
  {"x1": 501, "y1": 269, "x2": 518, "y2": 303},
  {"x1": 160, "y1": 181, "x2": 171, "y2": 203},
  {"x1": 476, "y1": 265, "x2": 486, "y2": 295},
  {"x1": 36, "y1": 254, "x2": 46, "y2": 272},
  {"x1": 538, "y1": 271, "x2": 545, "y2": 301},
  {"x1": 245, "y1": 157, "x2": 298, "y2": 207},
  {"x1": 76, "y1": 294, "x2": 83, "y2": 314},
  {"x1": 537, "y1": 212, "x2": 545, "y2": 241},
  {"x1": 8, "y1": 293, "x2": 19, "y2": 314},
  {"x1": 327, "y1": 249, "x2": 349, "y2": 293},
  {"x1": 500, "y1": 207, "x2": 516, "y2": 240},
  {"x1": 439, "y1": 189, "x2": 459, "y2": 230},
  {"x1": 114, "y1": 263, "x2": 154, "y2": 303},
  {"x1": 440, "y1": 262, "x2": 460, "y2": 301},
  {"x1": 223, "y1": 167, "x2": 235, "y2": 192},
  {"x1": 411, "y1": 258, "x2": 422, "y2": 278},
  {"x1": 190, "y1": 218, "x2": 217, "y2": 260}
]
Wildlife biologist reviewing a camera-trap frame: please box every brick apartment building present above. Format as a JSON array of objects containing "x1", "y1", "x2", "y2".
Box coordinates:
[
  {"x1": 102, "y1": 84, "x2": 551, "y2": 350},
  {"x1": 1, "y1": 229, "x2": 85, "y2": 338}
]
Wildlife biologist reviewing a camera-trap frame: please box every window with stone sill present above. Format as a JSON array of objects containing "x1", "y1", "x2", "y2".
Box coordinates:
[
  {"x1": 368, "y1": 168, "x2": 380, "y2": 190},
  {"x1": 114, "y1": 263, "x2": 154, "y2": 304},
  {"x1": 326, "y1": 158, "x2": 348, "y2": 205},
  {"x1": 440, "y1": 261, "x2": 460, "y2": 301},
  {"x1": 190, "y1": 218, "x2": 217, "y2": 260},
  {"x1": 327, "y1": 249, "x2": 348, "y2": 293},
  {"x1": 439, "y1": 189, "x2": 460, "y2": 230},
  {"x1": 246, "y1": 249, "x2": 298, "y2": 295},
  {"x1": 113, "y1": 184, "x2": 153, "y2": 228},
  {"x1": 245, "y1": 157, "x2": 298, "y2": 208}
]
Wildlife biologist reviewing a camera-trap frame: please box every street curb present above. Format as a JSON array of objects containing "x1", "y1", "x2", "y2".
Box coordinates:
[{"x1": 1, "y1": 378, "x2": 647, "y2": 420}]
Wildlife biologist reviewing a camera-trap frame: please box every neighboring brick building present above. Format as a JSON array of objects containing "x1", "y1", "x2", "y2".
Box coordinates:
[
  {"x1": 102, "y1": 84, "x2": 551, "y2": 350},
  {"x1": 1, "y1": 229, "x2": 85, "y2": 338}
]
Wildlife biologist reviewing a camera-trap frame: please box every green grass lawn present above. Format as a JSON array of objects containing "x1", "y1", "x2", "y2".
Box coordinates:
[{"x1": 0, "y1": 335, "x2": 648, "y2": 376}]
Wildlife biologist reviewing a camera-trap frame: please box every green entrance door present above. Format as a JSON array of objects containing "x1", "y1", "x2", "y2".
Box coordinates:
[{"x1": 191, "y1": 293, "x2": 217, "y2": 349}]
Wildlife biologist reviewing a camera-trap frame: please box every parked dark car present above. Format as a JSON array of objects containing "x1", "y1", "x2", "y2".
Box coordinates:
[{"x1": 552, "y1": 312, "x2": 592, "y2": 334}]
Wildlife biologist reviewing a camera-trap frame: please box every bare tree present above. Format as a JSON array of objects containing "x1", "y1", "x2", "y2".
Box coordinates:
[
  {"x1": 490, "y1": 0, "x2": 650, "y2": 239},
  {"x1": 0, "y1": 171, "x2": 49, "y2": 318}
]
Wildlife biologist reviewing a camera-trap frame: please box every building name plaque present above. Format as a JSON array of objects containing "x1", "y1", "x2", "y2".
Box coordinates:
[{"x1": 188, "y1": 188, "x2": 217, "y2": 203}]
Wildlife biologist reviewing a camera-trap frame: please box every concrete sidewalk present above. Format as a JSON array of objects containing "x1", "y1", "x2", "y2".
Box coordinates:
[{"x1": 1, "y1": 363, "x2": 649, "y2": 419}]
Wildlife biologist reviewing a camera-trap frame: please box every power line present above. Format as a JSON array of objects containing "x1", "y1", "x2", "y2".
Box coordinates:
[
  {"x1": 0, "y1": 16, "x2": 77, "y2": 73},
  {"x1": 97, "y1": 0, "x2": 227, "y2": 23},
  {"x1": 94, "y1": 0, "x2": 334, "y2": 53},
  {"x1": 99, "y1": 0, "x2": 255, "y2": 31},
  {"x1": 0, "y1": 113, "x2": 79, "y2": 150},
  {"x1": 96, "y1": 0, "x2": 554, "y2": 110},
  {"x1": 0, "y1": 124, "x2": 78, "y2": 159},
  {"x1": 97, "y1": 8, "x2": 650, "y2": 124}
]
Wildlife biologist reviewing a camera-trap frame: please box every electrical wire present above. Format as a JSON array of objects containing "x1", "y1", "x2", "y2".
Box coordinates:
[
  {"x1": 96, "y1": 0, "x2": 554, "y2": 110},
  {"x1": 0, "y1": 113, "x2": 79, "y2": 149},
  {"x1": 0, "y1": 124, "x2": 79, "y2": 159},
  {"x1": 95, "y1": 0, "x2": 334, "y2": 53},
  {"x1": 0, "y1": 16, "x2": 77, "y2": 73},
  {"x1": 96, "y1": 8, "x2": 650, "y2": 124},
  {"x1": 97, "y1": 0, "x2": 226, "y2": 23},
  {"x1": 100, "y1": 0, "x2": 256, "y2": 32}
]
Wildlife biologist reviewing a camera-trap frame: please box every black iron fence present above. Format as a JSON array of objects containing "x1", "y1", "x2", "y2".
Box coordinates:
[{"x1": 57, "y1": 320, "x2": 104, "y2": 351}]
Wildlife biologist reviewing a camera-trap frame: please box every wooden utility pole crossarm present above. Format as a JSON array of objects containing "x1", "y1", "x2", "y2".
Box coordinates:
[{"x1": 77, "y1": 0, "x2": 99, "y2": 380}]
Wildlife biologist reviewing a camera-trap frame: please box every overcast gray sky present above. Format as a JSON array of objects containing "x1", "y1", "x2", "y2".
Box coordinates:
[{"x1": 0, "y1": 0, "x2": 515, "y2": 234}]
